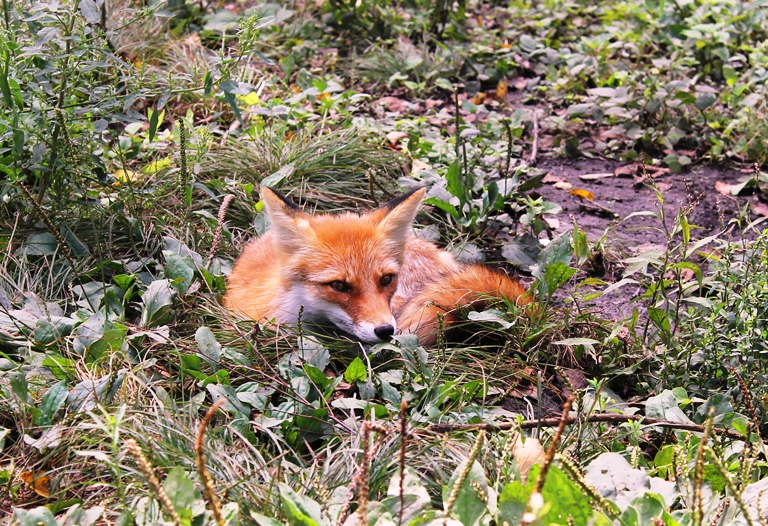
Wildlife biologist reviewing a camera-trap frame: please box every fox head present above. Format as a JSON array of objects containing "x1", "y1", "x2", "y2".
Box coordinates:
[{"x1": 261, "y1": 186, "x2": 426, "y2": 343}]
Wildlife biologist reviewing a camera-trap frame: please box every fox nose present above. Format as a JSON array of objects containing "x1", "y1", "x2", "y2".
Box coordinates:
[{"x1": 374, "y1": 324, "x2": 395, "y2": 340}]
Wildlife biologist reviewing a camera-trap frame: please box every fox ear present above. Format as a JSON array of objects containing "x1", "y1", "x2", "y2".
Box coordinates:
[
  {"x1": 261, "y1": 187, "x2": 314, "y2": 254},
  {"x1": 374, "y1": 187, "x2": 426, "y2": 245}
]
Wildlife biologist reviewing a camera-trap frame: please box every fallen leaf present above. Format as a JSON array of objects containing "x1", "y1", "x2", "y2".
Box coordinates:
[
  {"x1": 753, "y1": 202, "x2": 768, "y2": 216},
  {"x1": 19, "y1": 471, "x2": 51, "y2": 497},
  {"x1": 471, "y1": 92, "x2": 486, "y2": 105},
  {"x1": 579, "y1": 172, "x2": 613, "y2": 181},
  {"x1": 543, "y1": 172, "x2": 566, "y2": 184},
  {"x1": 425, "y1": 99, "x2": 443, "y2": 109},
  {"x1": 715, "y1": 181, "x2": 732, "y2": 196},
  {"x1": 385, "y1": 131, "x2": 408, "y2": 145},
  {"x1": 614, "y1": 165, "x2": 637, "y2": 177},
  {"x1": 496, "y1": 78, "x2": 508, "y2": 101},
  {"x1": 377, "y1": 96, "x2": 407, "y2": 113},
  {"x1": 656, "y1": 182, "x2": 672, "y2": 192},
  {"x1": 410, "y1": 159, "x2": 431, "y2": 177},
  {"x1": 553, "y1": 181, "x2": 573, "y2": 190},
  {"x1": 543, "y1": 216, "x2": 560, "y2": 230},
  {"x1": 569, "y1": 189, "x2": 595, "y2": 200},
  {"x1": 635, "y1": 243, "x2": 667, "y2": 254},
  {"x1": 512, "y1": 435, "x2": 545, "y2": 477}
]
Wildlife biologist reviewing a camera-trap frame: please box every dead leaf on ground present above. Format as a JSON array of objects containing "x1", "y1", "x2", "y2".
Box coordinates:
[
  {"x1": 553, "y1": 181, "x2": 573, "y2": 190},
  {"x1": 425, "y1": 99, "x2": 443, "y2": 109},
  {"x1": 752, "y1": 202, "x2": 768, "y2": 216},
  {"x1": 385, "y1": 131, "x2": 408, "y2": 146},
  {"x1": 569, "y1": 188, "x2": 595, "y2": 200},
  {"x1": 19, "y1": 471, "x2": 51, "y2": 497},
  {"x1": 471, "y1": 92, "x2": 486, "y2": 105},
  {"x1": 411, "y1": 159, "x2": 431, "y2": 177},
  {"x1": 543, "y1": 216, "x2": 560, "y2": 230},
  {"x1": 579, "y1": 172, "x2": 614, "y2": 181},
  {"x1": 495, "y1": 78, "x2": 508, "y2": 102},
  {"x1": 543, "y1": 172, "x2": 566, "y2": 184},
  {"x1": 656, "y1": 182, "x2": 672, "y2": 192},
  {"x1": 615, "y1": 163, "x2": 671, "y2": 179},
  {"x1": 510, "y1": 76, "x2": 527, "y2": 90},
  {"x1": 512, "y1": 436, "x2": 545, "y2": 477},
  {"x1": 715, "y1": 181, "x2": 732, "y2": 196},
  {"x1": 377, "y1": 96, "x2": 407, "y2": 113},
  {"x1": 635, "y1": 243, "x2": 667, "y2": 254}
]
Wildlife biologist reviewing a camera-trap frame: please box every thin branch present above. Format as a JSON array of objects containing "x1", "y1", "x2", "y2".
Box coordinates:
[{"x1": 428, "y1": 412, "x2": 758, "y2": 443}]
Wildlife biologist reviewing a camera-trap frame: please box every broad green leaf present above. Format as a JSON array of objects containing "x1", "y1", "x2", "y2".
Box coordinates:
[
  {"x1": 501, "y1": 234, "x2": 541, "y2": 271},
  {"x1": 78, "y1": 0, "x2": 101, "y2": 23},
  {"x1": 164, "y1": 251, "x2": 194, "y2": 295},
  {"x1": 140, "y1": 279, "x2": 175, "y2": 327},
  {"x1": 195, "y1": 326, "x2": 222, "y2": 369},
  {"x1": 646, "y1": 390, "x2": 693, "y2": 424},
  {"x1": 261, "y1": 163, "x2": 295, "y2": 188},
  {"x1": 279, "y1": 483, "x2": 327, "y2": 526},
  {"x1": 35, "y1": 380, "x2": 68, "y2": 426},
  {"x1": 443, "y1": 460, "x2": 489, "y2": 526},
  {"x1": 539, "y1": 261, "x2": 577, "y2": 298},
  {"x1": 344, "y1": 357, "x2": 367, "y2": 383},
  {"x1": 533, "y1": 230, "x2": 573, "y2": 278},
  {"x1": 163, "y1": 467, "x2": 197, "y2": 519},
  {"x1": 445, "y1": 159, "x2": 464, "y2": 200},
  {"x1": 498, "y1": 481, "x2": 529, "y2": 525},
  {"x1": 424, "y1": 197, "x2": 459, "y2": 219},
  {"x1": 206, "y1": 384, "x2": 250, "y2": 416},
  {"x1": 13, "y1": 507, "x2": 58, "y2": 526}
]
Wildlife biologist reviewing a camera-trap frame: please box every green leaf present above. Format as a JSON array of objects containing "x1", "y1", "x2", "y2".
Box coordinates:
[
  {"x1": 164, "y1": 251, "x2": 194, "y2": 294},
  {"x1": 445, "y1": 159, "x2": 464, "y2": 200},
  {"x1": 140, "y1": 279, "x2": 175, "y2": 327},
  {"x1": 673, "y1": 261, "x2": 702, "y2": 289},
  {"x1": 344, "y1": 357, "x2": 367, "y2": 383},
  {"x1": 12, "y1": 507, "x2": 58, "y2": 526},
  {"x1": 251, "y1": 511, "x2": 285, "y2": 526},
  {"x1": 148, "y1": 107, "x2": 159, "y2": 143},
  {"x1": 501, "y1": 234, "x2": 541, "y2": 272},
  {"x1": 648, "y1": 307, "x2": 671, "y2": 342},
  {"x1": 261, "y1": 163, "x2": 295, "y2": 188},
  {"x1": 35, "y1": 380, "x2": 69, "y2": 426},
  {"x1": 443, "y1": 460, "x2": 488, "y2": 526},
  {"x1": 279, "y1": 483, "x2": 327, "y2": 526},
  {"x1": 223, "y1": 91, "x2": 244, "y2": 125},
  {"x1": 10, "y1": 371, "x2": 31, "y2": 404},
  {"x1": 498, "y1": 481, "x2": 530, "y2": 525},
  {"x1": 695, "y1": 93, "x2": 717, "y2": 110},
  {"x1": 424, "y1": 197, "x2": 459, "y2": 219},
  {"x1": 539, "y1": 261, "x2": 577, "y2": 298},
  {"x1": 206, "y1": 384, "x2": 250, "y2": 416},
  {"x1": 540, "y1": 464, "x2": 593, "y2": 524},
  {"x1": 78, "y1": 0, "x2": 101, "y2": 23},
  {"x1": 533, "y1": 230, "x2": 573, "y2": 278},
  {"x1": 163, "y1": 467, "x2": 197, "y2": 520},
  {"x1": 195, "y1": 326, "x2": 222, "y2": 369}
]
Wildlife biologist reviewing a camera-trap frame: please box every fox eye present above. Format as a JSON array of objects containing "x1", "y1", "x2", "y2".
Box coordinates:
[
  {"x1": 380, "y1": 274, "x2": 395, "y2": 286},
  {"x1": 328, "y1": 281, "x2": 352, "y2": 293}
]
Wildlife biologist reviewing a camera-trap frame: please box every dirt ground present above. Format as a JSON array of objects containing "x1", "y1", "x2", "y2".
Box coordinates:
[{"x1": 532, "y1": 158, "x2": 756, "y2": 320}]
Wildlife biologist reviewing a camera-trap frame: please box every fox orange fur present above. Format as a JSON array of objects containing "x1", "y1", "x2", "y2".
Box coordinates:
[{"x1": 224, "y1": 187, "x2": 530, "y2": 345}]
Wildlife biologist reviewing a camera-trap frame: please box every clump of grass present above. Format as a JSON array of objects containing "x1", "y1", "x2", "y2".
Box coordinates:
[
  {"x1": 353, "y1": 37, "x2": 463, "y2": 90},
  {"x1": 202, "y1": 125, "x2": 403, "y2": 211}
]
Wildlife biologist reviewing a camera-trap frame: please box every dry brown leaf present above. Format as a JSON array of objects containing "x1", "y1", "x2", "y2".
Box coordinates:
[
  {"x1": 753, "y1": 202, "x2": 768, "y2": 216},
  {"x1": 410, "y1": 159, "x2": 431, "y2": 177},
  {"x1": 543, "y1": 216, "x2": 560, "y2": 230},
  {"x1": 553, "y1": 181, "x2": 573, "y2": 190},
  {"x1": 614, "y1": 165, "x2": 637, "y2": 177},
  {"x1": 715, "y1": 181, "x2": 732, "y2": 196},
  {"x1": 542, "y1": 172, "x2": 566, "y2": 184},
  {"x1": 19, "y1": 471, "x2": 51, "y2": 497},
  {"x1": 579, "y1": 172, "x2": 614, "y2": 181},
  {"x1": 386, "y1": 131, "x2": 408, "y2": 145},
  {"x1": 512, "y1": 436, "x2": 545, "y2": 477},
  {"x1": 656, "y1": 182, "x2": 672, "y2": 192},
  {"x1": 471, "y1": 92, "x2": 486, "y2": 105},
  {"x1": 496, "y1": 78, "x2": 508, "y2": 101}
]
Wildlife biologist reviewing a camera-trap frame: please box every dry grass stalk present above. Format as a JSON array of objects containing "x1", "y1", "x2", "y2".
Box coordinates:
[
  {"x1": 207, "y1": 194, "x2": 235, "y2": 268},
  {"x1": 125, "y1": 438, "x2": 182, "y2": 526},
  {"x1": 444, "y1": 430, "x2": 486, "y2": 517},
  {"x1": 196, "y1": 398, "x2": 227, "y2": 526},
  {"x1": 398, "y1": 400, "x2": 408, "y2": 526}
]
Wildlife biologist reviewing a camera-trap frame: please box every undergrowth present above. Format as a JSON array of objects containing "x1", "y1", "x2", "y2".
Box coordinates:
[{"x1": 2, "y1": 0, "x2": 768, "y2": 525}]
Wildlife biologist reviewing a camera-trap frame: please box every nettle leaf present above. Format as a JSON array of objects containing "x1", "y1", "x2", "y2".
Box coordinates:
[
  {"x1": 443, "y1": 460, "x2": 489, "y2": 526},
  {"x1": 140, "y1": 279, "x2": 175, "y2": 327},
  {"x1": 532, "y1": 231, "x2": 573, "y2": 278},
  {"x1": 538, "y1": 261, "x2": 577, "y2": 298},
  {"x1": 344, "y1": 357, "x2": 367, "y2": 383}
]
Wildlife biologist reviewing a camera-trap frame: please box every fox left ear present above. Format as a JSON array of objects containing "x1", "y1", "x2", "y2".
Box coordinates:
[
  {"x1": 373, "y1": 187, "x2": 426, "y2": 245},
  {"x1": 261, "y1": 187, "x2": 315, "y2": 255}
]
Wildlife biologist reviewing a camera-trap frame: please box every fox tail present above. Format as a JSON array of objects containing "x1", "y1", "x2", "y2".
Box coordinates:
[{"x1": 396, "y1": 266, "x2": 531, "y2": 346}]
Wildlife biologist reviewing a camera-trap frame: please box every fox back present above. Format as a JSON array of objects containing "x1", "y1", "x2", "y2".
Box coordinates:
[{"x1": 224, "y1": 187, "x2": 529, "y2": 344}]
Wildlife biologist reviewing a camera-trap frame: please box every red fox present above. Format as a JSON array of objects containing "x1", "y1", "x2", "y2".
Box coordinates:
[{"x1": 224, "y1": 187, "x2": 530, "y2": 345}]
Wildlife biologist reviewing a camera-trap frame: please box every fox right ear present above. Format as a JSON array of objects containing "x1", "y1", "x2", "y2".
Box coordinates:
[
  {"x1": 261, "y1": 187, "x2": 315, "y2": 254},
  {"x1": 373, "y1": 187, "x2": 426, "y2": 247}
]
